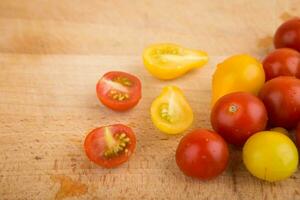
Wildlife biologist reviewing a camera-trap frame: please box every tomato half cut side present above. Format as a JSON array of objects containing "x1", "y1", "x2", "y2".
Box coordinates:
[
  {"x1": 84, "y1": 124, "x2": 136, "y2": 168},
  {"x1": 96, "y1": 71, "x2": 142, "y2": 111}
]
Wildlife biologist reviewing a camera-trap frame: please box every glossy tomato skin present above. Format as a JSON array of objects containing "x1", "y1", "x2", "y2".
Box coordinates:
[
  {"x1": 243, "y1": 131, "x2": 298, "y2": 182},
  {"x1": 211, "y1": 92, "x2": 268, "y2": 146},
  {"x1": 84, "y1": 124, "x2": 136, "y2": 168},
  {"x1": 96, "y1": 71, "x2": 142, "y2": 111},
  {"x1": 296, "y1": 122, "x2": 300, "y2": 150},
  {"x1": 259, "y1": 77, "x2": 300, "y2": 129},
  {"x1": 274, "y1": 18, "x2": 300, "y2": 52},
  {"x1": 176, "y1": 129, "x2": 229, "y2": 180},
  {"x1": 262, "y1": 48, "x2": 300, "y2": 81},
  {"x1": 212, "y1": 54, "x2": 265, "y2": 105}
]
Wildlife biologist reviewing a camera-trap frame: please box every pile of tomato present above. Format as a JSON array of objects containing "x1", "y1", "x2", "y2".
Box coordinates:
[{"x1": 84, "y1": 18, "x2": 300, "y2": 182}]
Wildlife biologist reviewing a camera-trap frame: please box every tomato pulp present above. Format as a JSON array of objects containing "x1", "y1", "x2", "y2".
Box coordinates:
[
  {"x1": 84, "y1": 124, "x2": 136, "y2": 168},
  {"x1": 96, "y1": 71, "x2": 142, "y2": 111},
  {"x1": 150, "y1": 86, "x2": 193, "y2": 135}
]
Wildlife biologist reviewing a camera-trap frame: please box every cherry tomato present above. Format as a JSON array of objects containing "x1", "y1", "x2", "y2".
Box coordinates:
[
  {"x1": 212, "y1": 54, "x2": 265, "y2": 105},
  {"x1": 262, "y1": 48, "x2": 300, "y2": 81},
  {"x1": 274, "y1": 18, "x2": 300, "y2": 52},
  {"x1": 259, "y1": 76, "x2": 300, "y2": 129},
  {"x1": 296, "y1": 122, "x2": 300, "y2": 150},
  {"x1": 143, "y1": 43, "x2": 208, "y2": 80},
  {"x1": 84, "y1": 124, "x2": 136, "y2": 168},
  {"x1": 151, "y1": 86, "x2": 193, "y2": 135},
  {"x1": 176, "y1": 129, "x2": 229, "y2": 180},
  {"x1": 243, "y1": 131, "x2": 298, "y2": 182},
  {"x1": 270, "y1": 127, "x2": 289, "y2": 136},
  {"x1": 96, "y1": 71, "x2": 142, "y2": 111},
  {"x1": 211, "y1": 92, "x2": 268, "y2": 146}
]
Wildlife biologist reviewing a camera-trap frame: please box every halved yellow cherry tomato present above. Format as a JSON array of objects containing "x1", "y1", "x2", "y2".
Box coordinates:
[
  {"x1": 151, "y1": 86, "x2": 193, "y2": 134},
  {"x1": 212, "y1": 54, "x2": 265, "y2": 105},
  {"x1": 143, "y1": 43, "x2": 208, "y2": 80}
]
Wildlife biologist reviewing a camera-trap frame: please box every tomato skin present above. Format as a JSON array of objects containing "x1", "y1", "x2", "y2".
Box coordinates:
[
  {"x1": 176, "y1": 129, "x2": 229, "y2": 180},
  {"x1": 96, "y1": 71, "x2": 142, "y2": 111},
  {"x1": 212, "y1": 54, "x2": 265, "y2": 105},
  {"x1": 211, "y1": 92, "x2": 268, "y2": 146},
  {"x1": 270, "y1": 127, "x2": 289, "y2": 136},
  {"x1": 262, "y1": 48, "x2": 300, "y2": 81},
  {"x1": 296, "y1": 122, "x2": 300, "y2": 149},
  {"x1": 243, "y1": 131, "x2": 298, "y2": 182},
  {"x1": 84, "y1": 124, "x2": 136, "y2": 168},
  {"x1": 259, "y1": 76, "x2": 300, "y2": 129},
  {"x1": 274, "y1": 18, "x2": 300, "y2": 52}
]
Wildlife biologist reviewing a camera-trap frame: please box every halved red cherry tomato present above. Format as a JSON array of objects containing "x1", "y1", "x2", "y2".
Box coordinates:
[
  {"x1": 96, "y1": 71, "x2": 142, "y2": 111},
  {"x1": 84, "y1": 124, "x2": 136, "y2": 168},
  {"x1": 211, "y1": 92, "x2": 268, "y2": 146},
  {"x1": 274, "y1": 18, "x2": 300, "y2": 52},
  {"x1": 176, "y1": 129, "x2": 229, "y2": 180},
  {"x1": 262, "y1": 48, "x2": 300, "y2": 81}
]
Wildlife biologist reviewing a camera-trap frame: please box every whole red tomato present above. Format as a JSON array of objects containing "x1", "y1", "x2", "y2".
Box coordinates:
[
  {"x1": 211, "y1": 92, "x2": 268, "y2": 146},
  {"x1": 259, "y1": 77, "x2": 300, "y2": 129},
  {"x1": 262, "y1": 48, "x2": 300, "y2": 81},
  {"x1": 274, "y1": 18, "x2": 300, "y2": 52},
  {"x1": 175, "y1": 129, "x2": 229, "y2": 180},
  {"x1": 296, "y1": 122, "x2": 300, "y2": 150}
]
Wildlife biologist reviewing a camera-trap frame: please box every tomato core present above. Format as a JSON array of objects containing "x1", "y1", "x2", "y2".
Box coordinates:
[{"x1": 103, "y1": 127, "x2": 131, "y2": 158}]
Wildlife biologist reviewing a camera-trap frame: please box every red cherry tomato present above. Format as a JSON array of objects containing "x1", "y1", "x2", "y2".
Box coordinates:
[
  {"x1": 96, "y1": 71, "x2": 142, "y2": 111},
  {"x1": 296, "y1": 122, "x2": 300, "y2": 150},
  {"x1": 175, "y1": 129, "x2": 229, "y2": 180},
  {"x1": 259, "y1": 77, "x2": 300, "y2": 129},
  {"x1": 262, "y1": 48, "x2": 300, "y2": 81},
  {"x1": 211, "y1": 92, "x2": 268, "y2": 146},
  {"x1": 84, "y1": 124, "x2": 136, "y2": 168},
  {"x1": 274, "y1": 18, "x2": 300, "y2": 52}
]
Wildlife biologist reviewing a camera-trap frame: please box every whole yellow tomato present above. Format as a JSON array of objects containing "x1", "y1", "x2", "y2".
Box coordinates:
[
  {"x1": 151, "y1": 86, "x2": 193, "y2": 134},
  {"x1": 212, "y1": 54, "x2": 265, "y2": 105},
  {"x1": 143, "y1": 43, "x2": 208, "y2": 80},
  {"x1": 243, "y1": 131, "x2": 298, "y2": 182}
]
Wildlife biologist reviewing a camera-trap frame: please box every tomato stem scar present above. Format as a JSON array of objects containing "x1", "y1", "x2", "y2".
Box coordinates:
[{"x1": 229, "y1": 104, "x2": 238, "y2": 113}]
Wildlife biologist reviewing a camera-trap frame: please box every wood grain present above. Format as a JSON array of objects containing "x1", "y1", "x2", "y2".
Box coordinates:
[{"x1": 0, "y1": 1, "x2": 300, "y2": 200}]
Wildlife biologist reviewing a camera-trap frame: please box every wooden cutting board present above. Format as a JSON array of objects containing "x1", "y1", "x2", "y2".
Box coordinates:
[{"x1": 0, "y1": 1, "x2": 299, "y2": 199}]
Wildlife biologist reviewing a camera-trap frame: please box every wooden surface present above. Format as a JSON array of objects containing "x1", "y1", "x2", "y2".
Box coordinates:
[{"x1": 0, "y1": 1, "x2": 300, "y2": 200}]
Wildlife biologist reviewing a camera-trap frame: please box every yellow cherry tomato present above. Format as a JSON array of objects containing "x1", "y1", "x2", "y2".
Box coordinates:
[
  {"x1": 270, "y1": 127, "x2": 289, "y2": 136},
  {"x1": 212, "y1": 54, "x2": 265, "y2": 105},
  {"x1": 151, "y1": 86, "x2": 193, "y2": 134},
  {"x1": 143, "y1": 43, "x2": 208, "y2": 80},
  {"x1": 243, "y1": 131, "x2": 298, "y2": 182}
]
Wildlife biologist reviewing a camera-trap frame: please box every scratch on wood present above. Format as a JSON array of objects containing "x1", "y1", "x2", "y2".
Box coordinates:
[{"x1": 53, "y1": 159, "x2": 58, "y2": 171}]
